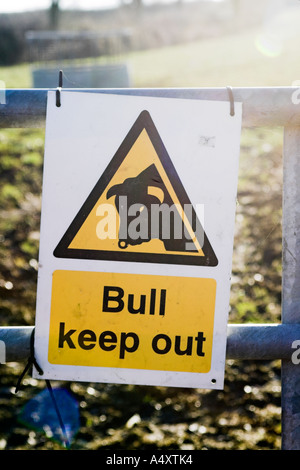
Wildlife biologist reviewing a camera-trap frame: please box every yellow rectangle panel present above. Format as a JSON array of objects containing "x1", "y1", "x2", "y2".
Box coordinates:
[{"x1": 48, "y1": 270, "x2": 216, "y2": 373}]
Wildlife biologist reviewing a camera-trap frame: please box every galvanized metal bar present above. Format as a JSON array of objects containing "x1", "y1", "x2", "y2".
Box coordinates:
[
  {"x1": 0, "y1": 324, "x2": 299, "y2": 363},
  {"x1": 1, "y1": 87, "x2": 300, "y2": 128},
  {"x1": 281, "y1": 127, "x2": 300, "y2": 450},
  {"x1": 0, "y1": 326, "x2": 33, "y2": 363},
  {"x1": 226, "y1": 324, "x2": 299, "y2": 360}
]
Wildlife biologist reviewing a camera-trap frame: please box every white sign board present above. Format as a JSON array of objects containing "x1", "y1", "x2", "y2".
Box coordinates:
[{"x1": 34, "y1": 91, "x2": 242, "y2": 389}]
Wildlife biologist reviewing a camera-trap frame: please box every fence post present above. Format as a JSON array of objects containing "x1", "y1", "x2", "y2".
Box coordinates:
[{"x1": 281, "y1": 126, "x2": 300, "y2": 450}]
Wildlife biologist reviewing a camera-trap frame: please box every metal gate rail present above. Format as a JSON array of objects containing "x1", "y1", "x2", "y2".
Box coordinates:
[{"x1": 1, "y1": 87, "x2": 300, "y2": 450}]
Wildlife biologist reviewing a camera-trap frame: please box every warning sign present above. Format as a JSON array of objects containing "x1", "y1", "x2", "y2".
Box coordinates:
[
  {"x1": 34, "y1": 91, "x2": 242, "y2": 389},
  {"x1": 54, "y1": 110, "x2": 217, "y2": 267}
]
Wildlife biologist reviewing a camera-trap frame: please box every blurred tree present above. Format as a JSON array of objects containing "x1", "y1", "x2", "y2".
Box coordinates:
[
  {"x1": 0, "y1": 26, "x2": 23, "y2": 65},
  {"x1": 120, "y1": 0, "x2": 143, "y2": 10},
  {"x1": 131, "y1": 0, "x2": 143, "y2": 9},
  {"x1": 50, "y1": 0, "x2": 60, "y2": 30}
]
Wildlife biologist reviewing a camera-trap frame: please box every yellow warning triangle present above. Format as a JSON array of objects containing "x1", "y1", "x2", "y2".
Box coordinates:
[{"x1": 54, "y1": 110, "x2": 218, "y2": 267}]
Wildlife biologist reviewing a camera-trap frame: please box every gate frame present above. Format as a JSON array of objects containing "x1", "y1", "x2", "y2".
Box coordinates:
[{"x1": 1, "y1": 87, "x2": 300, "y2": 450}]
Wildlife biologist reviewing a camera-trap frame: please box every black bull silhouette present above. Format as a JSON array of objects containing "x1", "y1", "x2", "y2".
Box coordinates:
[{"x1": 106, "y1": 164, "x2": 200, "y2": 252}]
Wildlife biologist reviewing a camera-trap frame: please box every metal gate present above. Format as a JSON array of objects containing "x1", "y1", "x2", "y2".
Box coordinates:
[{"x1": 1, "y1": 87, "x2": 300, "y2": 450}]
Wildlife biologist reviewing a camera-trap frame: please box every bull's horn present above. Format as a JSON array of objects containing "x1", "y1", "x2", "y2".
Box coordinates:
[
  {"x1": 106, "y1": 183, "x2": 124, "y2": 199},
  {"x1": 147, "y1": 186, "x2": 164, "y2": 204}
]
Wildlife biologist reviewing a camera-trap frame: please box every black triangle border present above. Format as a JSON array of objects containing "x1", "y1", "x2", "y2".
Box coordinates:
[{"x1": 53, "y1": 110, "x2": 218, "y2": 267}]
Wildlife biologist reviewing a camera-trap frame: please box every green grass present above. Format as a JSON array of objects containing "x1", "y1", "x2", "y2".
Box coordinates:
[
  {"x1": 129, "y1": 25, "x2": 300, "y2": 88},
  {"x1": 0, "y1": 63, "x2": 31, "y2": 88}
]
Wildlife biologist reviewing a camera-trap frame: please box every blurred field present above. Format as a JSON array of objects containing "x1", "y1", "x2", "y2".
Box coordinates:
[
  {"x1": 0, "y1": 0, "x2": 294, "y2": 450},
  {"x1": 2, "y1": 2, "x2": 300, "y2": 88},
  {"x1": 2, "y1": 21, "x2": 300, "y2": 88}
]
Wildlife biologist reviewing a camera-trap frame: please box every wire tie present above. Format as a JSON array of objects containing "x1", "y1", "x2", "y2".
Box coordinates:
[
  {"x1": 56, "y1": 70, "x2": 63, "y2": 107},
  {"x1": 226, "y1": 86, "x2": 235, "y2": 116}
]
